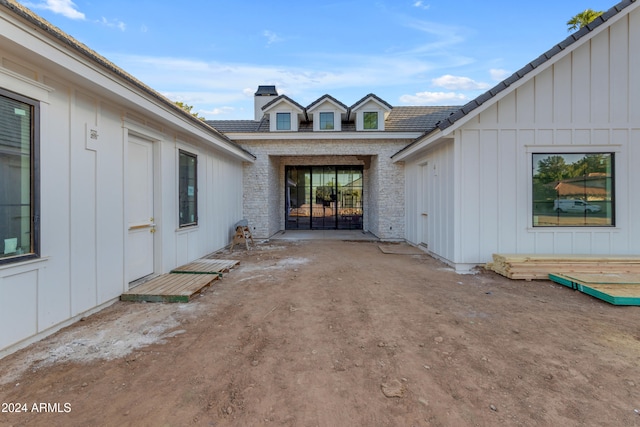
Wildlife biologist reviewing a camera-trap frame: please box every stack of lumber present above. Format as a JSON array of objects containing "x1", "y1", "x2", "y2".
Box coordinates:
[{"x1": 486, "y1": 254, "x2": 640, "y2": 280}]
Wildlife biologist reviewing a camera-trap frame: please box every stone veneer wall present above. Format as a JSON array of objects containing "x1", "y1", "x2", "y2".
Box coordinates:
[{"x1": 238, "y1": 138, "x2": 409, "y2": 241}]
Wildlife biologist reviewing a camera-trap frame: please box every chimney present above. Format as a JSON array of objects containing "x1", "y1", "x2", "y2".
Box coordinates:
[{"x1": 254, "y1": 85, "x2": 278, "y2": 121}]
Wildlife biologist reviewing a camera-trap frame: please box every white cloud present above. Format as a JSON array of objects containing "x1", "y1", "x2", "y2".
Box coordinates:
[
  {"x1": 399, "y1": 91, "x2": 468, "y2": 105},
  {"x1": 99, "y1": 17, "x2": 126, "y2": 32},
  {"x1": 432, "y1": 74, "x2": 490, "y2": 90},
  {"x1": 489, "y1": 68, "x2": 510, "y2": 81},
  {"x1": 413, "y1": 1, "x2": 430, "y2": 10},
  {"x1": 263, "y1": 30, "x2": 284, "y2": 46},
  {"x1": 24, "y1": 0, "x2": 85, "y2": 20}
]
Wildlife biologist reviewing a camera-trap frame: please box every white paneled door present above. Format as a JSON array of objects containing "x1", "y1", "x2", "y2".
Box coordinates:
[{"x1": 127, "y1": 136, "x2": 155, "y2": 282}]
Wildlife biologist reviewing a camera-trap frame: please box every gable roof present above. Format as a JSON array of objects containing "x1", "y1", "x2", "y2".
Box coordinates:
[
  {"x1": 350, "y1": 93, "x2": 393, "y2": 111},
  {"x1": 307, "y1": 94, "x2": 349, "y2": 112},
  {"x1": 262, "y1": 94, "x2": 306, "y2": 113},
  {"x1": 435, "y1": 0, "x2": 637, "y2": 132}
]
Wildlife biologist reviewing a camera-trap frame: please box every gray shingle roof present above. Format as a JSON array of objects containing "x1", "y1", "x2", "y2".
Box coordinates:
[
  {"x1": 208, "y1": 105, "x2": 460, "y2": 134},
  {"x1": 351, "y1": 93, "x2": 394, "y2": 110},
  {"x1": 435, "y1": 0, "x2": 637, "y2": 132}
]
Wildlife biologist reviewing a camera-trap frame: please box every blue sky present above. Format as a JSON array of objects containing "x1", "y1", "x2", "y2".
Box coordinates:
[{"x1": 18, "y1": 0, "x2": 616, "y2": 120}]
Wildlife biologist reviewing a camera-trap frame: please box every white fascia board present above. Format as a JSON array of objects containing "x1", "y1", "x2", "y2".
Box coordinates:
[
  {"x1": 0, "y1": 12, "x2": 254, "y2": 163},
  {"x1": 307, "y1": 98, "x2": 347, "y2": 113},
  {"x1": 351, "y1": 97, "x2": 391, "y2": 112},
  {"x1": 221, "y1": 131, "x2": 423, "y2": 141},
  {"x1": 263, "y1": 98, "x2": 304, "y2": 113}
]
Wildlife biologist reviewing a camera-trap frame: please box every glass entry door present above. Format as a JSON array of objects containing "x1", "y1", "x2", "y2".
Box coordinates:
[{"x1": 286, "y1": 166, "x2": 363, "y2": 230}]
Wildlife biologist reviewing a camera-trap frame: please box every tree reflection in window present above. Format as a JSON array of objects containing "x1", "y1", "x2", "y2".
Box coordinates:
[{"x1": 532, "y1": 153, "x2": 614, "y2": 227}]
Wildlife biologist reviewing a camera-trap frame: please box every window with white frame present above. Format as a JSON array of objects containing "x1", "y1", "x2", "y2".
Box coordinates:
[
  {"x1": 319, "y1": 112, "x2": 334, "y2": 130},
  {"x1": 178, "y1": 150, "x2": 197, "y2": 227},
  {"x1": 0, "y1": 88, "x2": 40, "y2": 264},
  {"x1": 532, "y1": 152, "x2": 614, "y2": 227},
  {"x1": 276, "y1": 112, "x2": 291, "y2": 130},
  {"x1": 363, "y1": 111, "x2": 378, "y2": 130}
]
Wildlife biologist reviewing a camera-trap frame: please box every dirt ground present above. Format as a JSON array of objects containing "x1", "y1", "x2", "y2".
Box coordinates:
[{"x1": 1, "y1": 239, "x2": 640, "y2": 427}]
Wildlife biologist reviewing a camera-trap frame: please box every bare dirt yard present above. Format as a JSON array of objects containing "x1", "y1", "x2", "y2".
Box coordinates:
[{"x1": 1, "y1": 239, "x2": 640, "y2": 427}]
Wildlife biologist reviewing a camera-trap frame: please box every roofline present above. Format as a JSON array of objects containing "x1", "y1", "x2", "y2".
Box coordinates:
[
  {"x1": 435, "y1": 0, "x2": 637, "y2": 133},
  {"x1": 0, "y1": 0, "x2": 255, "y2": 161},
  {"x1": 392, "y1": 0, "x2": 638, "y2": 161}
]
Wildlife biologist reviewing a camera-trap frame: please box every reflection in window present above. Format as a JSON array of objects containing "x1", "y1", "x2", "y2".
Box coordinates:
[
  {"x1": 319, "y1": 112, "x2": 334, "y2": 130},
  {"x1": 276, "y1": 112, "x2": 291, "y2": 130},
  {"x1": 532, "y1": 153, "x2": 614, "y2": 227},
  {"x1": 178, "y1": 150, "x2": 197, "y2": 227},
  {"x1": 363, "y1": 112, "x2": 378, "y2": 130},
  {"x1": 0, "y1": 90, "x2": 39, "y2": 263}
]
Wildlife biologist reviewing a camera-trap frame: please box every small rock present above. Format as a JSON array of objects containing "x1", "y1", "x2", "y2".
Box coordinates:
[
  {"x1": 627, "y1": 380, "x2": 636, "y2": 387},
  {"x1": 378, "y1": 342, "x2": 386, "y2": 347},
  {"x1": 226, "y1": 406, "x2": 233, "y2": 415},
  {"x1": 251, "y1": 360, "x2": 259, "y2": 366},
  {"x1": 381, "y1": 380, "x2": 405, "y2": 398},
  {"x1": 434, "y1": 337, "x2": 444, "y2": 344},
  {"x1": 490, "y1": 404, "x2": 498, "y2": 411},
  {"x1": 81, "y1": 382, "x2": 88, "y2": 387},
  {"x1": 423, "y1": 365, "x2": 431, "y2": 370}
]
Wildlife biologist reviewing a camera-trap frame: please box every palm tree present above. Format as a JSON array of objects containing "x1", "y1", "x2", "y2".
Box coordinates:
[{"x1": 567, "y1": 9, "x2": 604, "y2": 31}]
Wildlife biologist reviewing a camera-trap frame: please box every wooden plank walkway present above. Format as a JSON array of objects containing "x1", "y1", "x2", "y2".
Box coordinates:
[
  {"x1": 121, "y1": 273, "x2": 220, "y2": 303},
  {"x1": 549, "y1": 273, "x2": 640, "y2": 306},
  {"x1": 122, "y1": 258, "x2": 240, "y2": 303},
  {"x1": 171, "y1": 259, "x2": 240, "y2": 275}
]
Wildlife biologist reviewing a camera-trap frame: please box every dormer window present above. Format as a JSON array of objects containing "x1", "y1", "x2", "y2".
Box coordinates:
[
  {"x1": 363, "y1": 112, "x2": 378, "y2": 130},
  {"x1": 276, "y1": 112, "x2": 291, "y2": 130},
  {"x1": 319, "y1": 112, "x2": 334, "y2": 130}
]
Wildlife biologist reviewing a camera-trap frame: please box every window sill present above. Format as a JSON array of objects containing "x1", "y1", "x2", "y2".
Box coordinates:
[
  {"x1": 0, "y1": 256, "x2": 49, "y2": 276},
  {"x1": 176, "y1": 225, "x2": 199, "y2": 232}
]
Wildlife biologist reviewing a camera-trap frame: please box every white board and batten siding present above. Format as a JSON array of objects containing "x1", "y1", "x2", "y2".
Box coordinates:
[
  {"x1": 0, "y1": 12, "x2": 247, "y2": 356},
  {"x1": 405, "y1": 5, "x2": 640, "y2": 271}
]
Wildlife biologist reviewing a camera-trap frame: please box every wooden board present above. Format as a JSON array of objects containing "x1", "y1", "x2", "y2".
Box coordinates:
[
  {"x1": 487, "y1": 253, "x2": 640, "y2": 281},
  {"x1": 549, "y1": 273, "x2": 640, "y2": 306},
  {"x1": 171, "y1": 259, "x2": 240, "y2": 275},
  {"x1": 378, "y1": 244, "x2": 424, "y2": 255},
  {"x1": 121, "y1": 273, "x2": 220, "y2": 303}
]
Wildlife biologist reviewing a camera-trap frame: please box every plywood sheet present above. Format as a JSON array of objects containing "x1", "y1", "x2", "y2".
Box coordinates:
[{"x1": 549, "y1": 273, "x2": 640, "y2": 306}]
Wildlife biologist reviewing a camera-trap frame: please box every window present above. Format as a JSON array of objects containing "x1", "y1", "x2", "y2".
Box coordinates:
[
  {"x1": 532, "y1": 153, "x2": 614, "y2": 227},
  {"x1": 276, "y1": 112, "x2": 291, "y2": 130},
  {"x1": 0, "y1": 89, "x2": 40, "y2": 264},
  {"x1": 363, "y1": 112, "x2": 378, "y2": 130},
  {"x1": 178, "y1": 150, "x2": 197, "y2": 227},
  {"x1": 319, "y1": 112, "x2": 334, "y2": 130}
]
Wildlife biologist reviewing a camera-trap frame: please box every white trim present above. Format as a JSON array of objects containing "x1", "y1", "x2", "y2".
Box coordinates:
[
  {"x1": 0, "y1": 66, "x2": 53, "y2": 102},
  {"x1": 221, "y1": 131, "x2": 423, "y2": 140}
]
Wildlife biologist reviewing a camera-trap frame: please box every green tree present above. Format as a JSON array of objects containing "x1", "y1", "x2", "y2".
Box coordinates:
[
  {"x1": 567, "y1": 9, "x2": 604, "y2": 31},
  {"x1": 175, "y1": 101, "x2": 205, "y2": 121}
]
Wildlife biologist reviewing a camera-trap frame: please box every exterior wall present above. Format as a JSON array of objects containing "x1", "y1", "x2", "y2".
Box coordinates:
[
  {"x1": 402, "y1": 5, "x2": 640, "y2": 271},
  {"x1": 404, "y1": 140, "x2": 455, "y2": 263},
  {"x1": 451, "y1": 7, "x2": 640, "y2": 267},
  {"x1": 239, "y1": 138, "x2": 408, "y2": 240},
  {"x1": 0, "y1": 21, "x2": 245, "y2": 356}
]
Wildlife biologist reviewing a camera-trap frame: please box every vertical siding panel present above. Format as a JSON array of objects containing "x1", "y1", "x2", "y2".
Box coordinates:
[
  {"x1": 38, "y1": 78, "x2": 72, "y2": 329},
  {"x1": 70, "y1": 91, "x2": 97, "y2": 315},
  {"x1": 479, "y1": 131, "x2": 499, "y2": 262},
  {"x1": 498, "y1": 92, "x2": 516, "y2": 124},
  {"x1": 497, "y1": 130, "x2": 517, "y2": 253},
  {"x1": 591, "y1": 31, "x2": 610, "y2": 122},
  {"x1": 459, "y1": 130, "x2": 481, "y2": 263},
  {"x1": 553, "y1": 56, "x2": 572, "y2": 124},
  {"x1": 610, "y1": 16, "x2": 629, "y2": 123},
  {"x1": 534, "y1": 70, "x2": 553, "y2": 124},
  {"x1": 572, "y1": 43, "x2": 591, "y2": 124},
  {"x1": 631, "y1": 9, "x2": 640, "y2": 122},
  {"x1": 629, "y1": 130, "x2": 640, "y2": 251},
  {"x1": 516, "y1": 82, "x2": 535, "y2": 124},
  {"x1": 517, "y1": 130, "x2": 536, "y2": 253}
]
